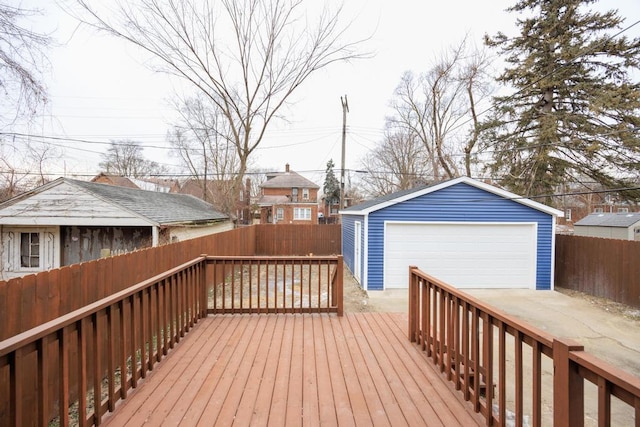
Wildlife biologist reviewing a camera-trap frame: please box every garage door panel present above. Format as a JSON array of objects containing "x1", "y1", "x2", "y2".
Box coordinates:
[{"x1": 384, "y1": 223, "x2": 536, "y2": 289}]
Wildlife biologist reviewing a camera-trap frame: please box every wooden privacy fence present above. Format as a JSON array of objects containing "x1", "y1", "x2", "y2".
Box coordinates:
[
  {"x1": 0, "y1": 226, "x2": 256, "y2": 341},
  {"x1": 0, "y1": 254, "x2": 343, "y2": 426},
  {"x1": 0, "y1": 224, "x2": 343, "y2": 341},
  {"x1": 254, "y1": 224, "x2": 341, "y2": 255},
  {"x1": 409, "y1": 266, "x2": 640, "y2": 426},
  {"x1": 555, "y1": 234, "x2": 640, "y2": 309},
  {"x1": 206, "y1": 256, "x2": 343, "y2": 316}
]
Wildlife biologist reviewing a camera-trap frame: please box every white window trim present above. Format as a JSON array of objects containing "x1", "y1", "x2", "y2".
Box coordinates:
[
  {"x1": 293, "y1": 207, "x2": 312, "y2": 220},
  {"x1": 19, "y1": 231, "x2": 41, "y2": 271}
]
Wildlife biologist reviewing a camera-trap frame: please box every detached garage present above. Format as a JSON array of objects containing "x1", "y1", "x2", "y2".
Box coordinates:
[{"x1": 341, "y1": 177, "x2": 563, "y2": 291}]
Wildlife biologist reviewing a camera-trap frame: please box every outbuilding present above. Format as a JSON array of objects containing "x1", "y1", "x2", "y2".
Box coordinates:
[
  {"x1": 0, "y1": 178, "x2": 231, "y2": 279},
  {"x1": 341, "y1": 177, "x2": 563, "y2": 291},
  {"x1": 574, "y1": 212, "x2": 640, "y2": 241}
]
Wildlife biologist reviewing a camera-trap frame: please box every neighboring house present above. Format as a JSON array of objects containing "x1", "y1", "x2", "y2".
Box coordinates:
[
  {"x1": 93, "y1": 173, "x2": 252, "y2": 225},
  {"x1": 92, "y1": 173, "x2": 174, "y2": 193},
  {"x1": 574, "y1": 212, "x2": 640, "y2": 240},
  {"x1": 258, "y1": 164, "x2": 320, "y2": 224},
  {"x1": 91, "y1": 173, "x2": 140, "y2": 189},
  {"x1": 318, "y1": 195, "x2": 340, "y2": 224},
  {"x1": 341, "y1": 176, "x2": 563, "y2": 291},
  {"x1": 173, "y1": 178, "x2": 252, "y2": 226},
  {"x1": 557, "y1": 188, "x2": 638, "y2": 231},
  {"x1": 0, "y1": 178, "x2": 231, "y2": 279}
]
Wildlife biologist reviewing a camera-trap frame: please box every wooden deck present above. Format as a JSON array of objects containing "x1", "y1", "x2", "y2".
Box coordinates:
[{"x1": 102, "y1": 313, "x2": 484, "y2": 426}]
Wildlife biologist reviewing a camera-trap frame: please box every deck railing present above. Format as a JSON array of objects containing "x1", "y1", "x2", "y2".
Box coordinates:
[
  {"x1": 408, "y1": 266, "x2": 640, "y2": 426},
  {"x1": 0, "y1": 255, "x2": 343, "y2": 426},
  {"x1": 206, "y1": 255, "x2": 343, "y2": 316}
]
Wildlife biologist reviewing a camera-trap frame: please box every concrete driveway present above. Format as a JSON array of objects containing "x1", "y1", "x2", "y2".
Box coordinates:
[{"x1": 367, "y1": 287, "x2": 640, "y2": 378}]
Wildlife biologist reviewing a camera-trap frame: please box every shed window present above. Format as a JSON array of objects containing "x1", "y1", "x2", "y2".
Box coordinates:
[{"x1": 20, "y1": 232, "x2": 40, "y2": 268}]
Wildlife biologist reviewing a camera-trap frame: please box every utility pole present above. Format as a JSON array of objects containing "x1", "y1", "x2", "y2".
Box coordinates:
[{"x1": 340, "y1": 95, "x2": 349, "y2": 212}]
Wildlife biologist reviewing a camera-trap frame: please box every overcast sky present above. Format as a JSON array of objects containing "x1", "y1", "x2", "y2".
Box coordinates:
[{"x1": 11, "y1": 0, "x2": 640, "y2": 185}]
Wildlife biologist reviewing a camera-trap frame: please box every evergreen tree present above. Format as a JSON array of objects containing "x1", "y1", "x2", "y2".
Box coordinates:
[
  {"x1": 323, "y1": 160, "x2": 341, "y2": 205},
  {"x1": 482, "y1": 0, "x2": 640, "y2": 202}
]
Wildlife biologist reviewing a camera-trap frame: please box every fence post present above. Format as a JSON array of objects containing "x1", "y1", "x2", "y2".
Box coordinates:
[
  {"x1": 336, "y1": 256, "x2": 344, "y2": 317},
  {"x1": 553, "y1": 338, "x2": 585, "y2": 427},
  {"x1": 408, "y1": 266, "x2": 418, "y2": 342}
]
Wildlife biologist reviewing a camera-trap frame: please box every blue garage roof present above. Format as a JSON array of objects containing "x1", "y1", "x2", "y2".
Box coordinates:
[{"x1": 342, "y1": 176, "x2": 563, "y2": 217}]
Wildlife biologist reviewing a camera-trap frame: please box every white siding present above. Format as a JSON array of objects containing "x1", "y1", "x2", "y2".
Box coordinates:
[
  {"x1": 0, "y1": 182, "x2": 150, "y2": 226},
  {"x1": 168, "y1": 221, "x2": 233, "y2": 242},
  {"x1": 574, "y1": 226, "x2": 629, "y2": 240}
]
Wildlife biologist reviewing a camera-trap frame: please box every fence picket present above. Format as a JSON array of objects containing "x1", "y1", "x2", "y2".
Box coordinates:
[{"x1": 555, "y1": 235, "x2": 640, "y2": 308}]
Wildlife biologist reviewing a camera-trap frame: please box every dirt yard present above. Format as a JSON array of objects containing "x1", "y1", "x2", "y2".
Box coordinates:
[{"x1": 341, "y1": 265, "x2": 373, "y2": 313}]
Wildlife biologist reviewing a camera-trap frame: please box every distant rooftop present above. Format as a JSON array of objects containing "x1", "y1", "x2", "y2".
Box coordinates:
[
  {"x1": 574, "y1": 212, "x2": 640, "y2": 228},
  {"x1": 260, "y1": 164, "x2": 319, "y2": 189}
]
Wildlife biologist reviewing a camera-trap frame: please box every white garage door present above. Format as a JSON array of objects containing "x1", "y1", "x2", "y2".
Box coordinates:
[{"x1": 384, "y1": 222, "x2": 537, "y2": 289}]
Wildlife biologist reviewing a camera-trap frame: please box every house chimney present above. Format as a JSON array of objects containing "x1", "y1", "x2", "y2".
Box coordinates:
[{"x1": 285, "y1": 163, "x2": 290, "y2": 173}]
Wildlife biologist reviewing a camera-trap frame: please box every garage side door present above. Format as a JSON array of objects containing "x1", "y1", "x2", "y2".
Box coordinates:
[{"x1": 384, "y1": 222, "x2": 537, "y2": 289}]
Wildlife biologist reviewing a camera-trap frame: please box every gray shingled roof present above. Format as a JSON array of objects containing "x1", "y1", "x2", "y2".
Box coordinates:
[
  {"x1": 260, "y1": 171, "x2": 319, "y2": 189},
  {"x1": 68, "y1": 178, "x2": 228, "y2": 225},
  {"x1": 574, "y1": 212, "x2": 640, "y2": 228}
]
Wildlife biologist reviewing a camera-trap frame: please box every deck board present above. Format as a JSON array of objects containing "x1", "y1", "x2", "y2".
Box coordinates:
[{"x1": 103, "y1": 313, "x2": 484, "y2": 426}]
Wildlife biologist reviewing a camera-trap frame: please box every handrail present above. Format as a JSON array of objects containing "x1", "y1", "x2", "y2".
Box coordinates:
[
  {"x1": 0, "y1": 257, "x2": 207, "y2": 426},
  {"x1": 0, "y1": 256, "x2": 206, "y2": 358},
  {"x1": 0, "y1": 254, "x2": 345, "y2": 426},
  {"x1": 409, "y1": 265, "x2": 640, "y2": 426},
  {"x1": 205, "y1": 255, "x2": 343, "y2": 316},
  {"x1": 408, "y1": 268, "x2": 555, "y2": 350}
]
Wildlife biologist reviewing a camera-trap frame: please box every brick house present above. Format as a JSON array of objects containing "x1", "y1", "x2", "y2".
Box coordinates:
[
  {"x1": 556, "y1": 190, "x2": 638, "y2": 232},
  {"x1": 258, "y1": 164, "x2": 319, "y2": 224},
  {"x1": 172, "y1": 178, "x2": 253, "y2": 225}
]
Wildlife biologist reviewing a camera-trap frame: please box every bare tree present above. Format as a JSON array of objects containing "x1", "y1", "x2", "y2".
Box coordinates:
[
  {"x1": 168, "y1": 94, "x2": 240, "y2": 210},
  {"x1": 389, "y1": 37, "x2": 492, "y2": 180},
  {"x1": 360, "y1": 123, "x2": 432, "y2": 197},
  {"x1": 0, "y1": 136, "x2": 61, "y2": 200},
  {"x1": 459, "y1": 45, "x2": 492, "y2": 177},
  {"x1": 99, "y1": 140, "x2": 166, "y2": 178},
  {"x1": 0, "y1": 3, "x2": 50, "y2": 125},
  {"x1": 71, "y1": 0, "x2": 368, "y2": 188},
  {"x1": 26, "y1": 140, "x2": 61, "y2": 186}
]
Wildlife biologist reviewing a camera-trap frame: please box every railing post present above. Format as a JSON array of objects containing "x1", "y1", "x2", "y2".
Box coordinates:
[
  {"x1": 336, "y1": 256, "x2": 344, "y2": 317},
  {"x1": 408, "y1": 266, "x2": 418, "y2": 342},
  {"x1": 200, "y1": 255, "x2": 208, "y2": 318},
  {"x1": 553, "y1": 338, "x2": 585, "y2": 427}
]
